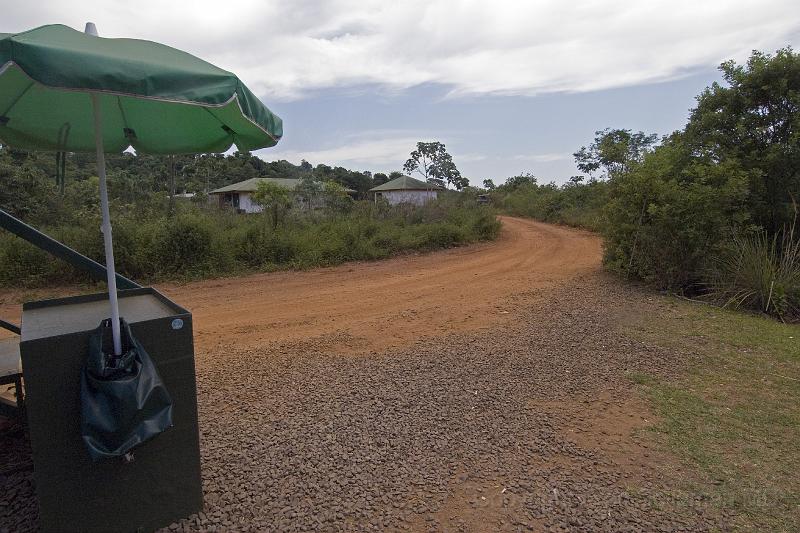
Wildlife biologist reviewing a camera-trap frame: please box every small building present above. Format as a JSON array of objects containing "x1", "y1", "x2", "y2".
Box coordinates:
[
  {"x1": 369, "y1": 175, "x2": 442, "y2": 206},
  {"x1": 209, "y1": 178, "x2": 354, "y2": 213}
]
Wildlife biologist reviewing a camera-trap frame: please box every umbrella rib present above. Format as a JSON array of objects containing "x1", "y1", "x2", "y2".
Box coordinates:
[
  {"x1": 202, "y1": 106, "x2": 228, "y2": 130},
  {"x1": 116, "y1": 96, "x2": 137, "y2": 147},
  {"x1": 1, "y1": 80, "x2": 34, "y2": 118},
  {"x1": 116, "y1": 96, "x2": 131, "y2": 131},
  {"x1": 202, "y1": 107, "x2": 237, "y2": 148},
  {"x1": 57, "y1": 122, "x2": 71, "y2": 150}
]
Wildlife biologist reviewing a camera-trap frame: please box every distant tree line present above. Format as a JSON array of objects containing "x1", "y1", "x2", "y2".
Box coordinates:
[
  {"x1": 0, "y1": 138, "x2": 473, "y2": 231},
  {"x1": 0, "y1": 147, "x2": 396, "y2": 228}
]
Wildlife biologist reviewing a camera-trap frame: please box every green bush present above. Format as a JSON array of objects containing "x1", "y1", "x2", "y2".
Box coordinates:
[
  {"x1": 153, "y1": 214, "x2": 215, "y2": 274},
  {"x1": 415, "y1": 223, "x2": 467, "y2": 249},
  {"x1": 563, "y1": 47, "x2": 800, "y2": 323},
  {"x1": 470, "y1": 210, "x2": 503, "y2": 240},
  {"x1": 601, "y1": 140, "x2": 751, "y2": 290},
  {"x1": 265, "y1": 230, "x2": 300, "y2": 264},
  {"x1": 496, "y1": 179, "x2": 608, "y2": 232},
  {"x1": 234, "y1": 225, "x2": 270, "y2": 267},
  {"x1": 707, "y1": 228, "x2": 800, "y2": 321},
  {"x1": 0, "y1": 201, "x2": 500, "y2": 288},
  {"x1": 0, "y1": 234, "x2": 60, "y2": 286}
]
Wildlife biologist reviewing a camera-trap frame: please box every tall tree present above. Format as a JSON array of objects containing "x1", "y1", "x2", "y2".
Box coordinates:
[
  {"x1": 503, "y1": 173, "x2": 537, "y2": 189},
  {"x1": 574, "y1": 128, "x2": 658, "y2": 179},
  {"x1": 252, "y1": 181, "x2": 291, "y2": 228},
  {"x1": 373, "y1": 172, "x2": 389, "y2": 186},
  {"x1": 685, "y1": 47, "x2": 800, "y2": 233},
  {"x1": 403, "y1": 141, "x2": 468, "y2": 190}
]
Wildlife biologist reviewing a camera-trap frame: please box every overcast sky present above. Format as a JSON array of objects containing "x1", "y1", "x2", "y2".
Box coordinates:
[{"x1": 4, "y1": 1, "x2": 800, "y2": 184}]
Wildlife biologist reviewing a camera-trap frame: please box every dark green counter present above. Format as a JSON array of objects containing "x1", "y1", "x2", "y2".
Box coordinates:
[{"x1": 20, "y1": 288, "x2": 202, "y2": 533}]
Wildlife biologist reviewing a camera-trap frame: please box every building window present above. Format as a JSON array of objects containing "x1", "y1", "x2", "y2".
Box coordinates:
[{"x1": 222, "y1": 192, "x2": 240, "y2": 208}]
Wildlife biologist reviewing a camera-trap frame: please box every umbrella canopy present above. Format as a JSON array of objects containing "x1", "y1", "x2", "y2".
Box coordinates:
[
  {"x1": 0, "y1": 23, "x2": 283, "y2": 355},
  {"x1": 0, "y1": 24, "x2": 282, "y2": 153}
]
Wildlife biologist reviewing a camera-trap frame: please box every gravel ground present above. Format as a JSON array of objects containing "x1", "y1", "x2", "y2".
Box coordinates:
[{"x1": 1, "y1": 273, "x2": 725, "y2": 532}]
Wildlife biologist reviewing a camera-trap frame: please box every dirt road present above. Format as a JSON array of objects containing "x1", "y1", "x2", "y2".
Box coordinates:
[
  {"x1": 0, "y1": 217, "x2": 599, "y2": 348},
  {"x1": 160, "y1": 216, "x2": 601, "y2": 353},
  {"x1": 2, "y1": 217, "x2": 721, "y2": 532}
]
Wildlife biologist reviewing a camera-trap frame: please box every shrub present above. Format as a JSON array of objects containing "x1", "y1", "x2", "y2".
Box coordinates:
[
  {"x1": 152, "y1": 214, "x2": 215, "y2": 275},
  {"x1": 0, "y1": 201, "x2": 500, "y2": 287},
  {"x1": 495, "y1": 179, "x2": 608, "y2": 232},
  {"x1": 602, "y1": 46, "x2": 800, "y2": 304},
  {"x1": 707, "y1": 228, "x2": 800, "y2": 321},
  {"x1": 234, "y1": 225, "x2": 270, "y2": 267},
  {"x1": 602, "y1": 136, "x2": 750, "y2": 291},
  {"x1": 415, "y1": 223, "x2": 467, "y2": 249},
  {"x1": 0, "y1": 234, "x2": 62, "y2": 286},
  {"x1": 469, "y1": 210, "x2": 502, "y2": 240}
]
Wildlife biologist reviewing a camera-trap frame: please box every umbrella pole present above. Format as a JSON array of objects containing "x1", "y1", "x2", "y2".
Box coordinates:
[{"x1": 91, "y1": 93, "x2": 122, "y2": 356}]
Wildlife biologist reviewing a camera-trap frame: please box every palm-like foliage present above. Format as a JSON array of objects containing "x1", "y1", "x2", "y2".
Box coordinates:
[{"x1": 708, "y1": 219, "x2": 800, "y2": 321}]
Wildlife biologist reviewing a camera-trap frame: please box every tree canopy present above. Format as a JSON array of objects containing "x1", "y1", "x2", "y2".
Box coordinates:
[
  {"x1": 501, "y1": 173, "x2": 538, "y2": 190},
  {"x1": 403, "y1": 141, "x2": 468, "y2": 190},
  {"x1": 573, "y1": 128, "x2": 659, "y2": 179},
  {"x1": 601, "y1": 47, "x2": 800, "y2": 293},
  {"x1": 684, "y1": 47, "x2": 800, "y2": 233},
  {"x1": 0, "y1": 144, "x2": 395, "y2": 228},
  {"x1": 252, "y1": 180, "x2": 291, "y2": 228}
]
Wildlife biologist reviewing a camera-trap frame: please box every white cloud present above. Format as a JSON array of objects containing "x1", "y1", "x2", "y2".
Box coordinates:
[
  {"x1": 257, "y1": 131, "x2": 485, "y2": 173},
  {"x1": 260, "y1": 135, "x2": 424, "y2": 169},
  {"x1": 511, "y1": 153, "x2": 570, "y2": 163},
  {"x1": 4, "y1": 1, "x2": 798, "y2": 100}
]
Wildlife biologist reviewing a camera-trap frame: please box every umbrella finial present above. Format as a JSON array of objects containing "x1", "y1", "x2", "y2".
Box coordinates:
[{"x1": 84, "y1": 22, "x2": 98, "y2": 36}]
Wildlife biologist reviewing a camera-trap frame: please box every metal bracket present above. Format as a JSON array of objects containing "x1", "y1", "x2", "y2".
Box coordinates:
[{"x1": 0, "y1": 319, "x2": 20, "y2": 335}]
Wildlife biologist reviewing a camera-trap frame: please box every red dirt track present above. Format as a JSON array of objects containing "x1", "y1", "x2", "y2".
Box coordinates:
[{"x1": 160, "y1": 216, "x2": 602, "y2": 353}]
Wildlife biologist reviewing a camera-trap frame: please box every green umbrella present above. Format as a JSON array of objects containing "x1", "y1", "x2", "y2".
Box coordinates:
[{"x1": 0, "y1": 23, "x2": 283, "y2": 354}]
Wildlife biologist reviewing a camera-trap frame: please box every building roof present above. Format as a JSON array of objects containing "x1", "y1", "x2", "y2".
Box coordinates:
[
  {"x1": 210, "y1": 178, "x2": 301, "y2": 193},
  {"x1": 369, "y1": 175, "x2": 443, "y2": 192},
  {"x1": 210, "y1": 177, "x2": 355, "y2": 194}
]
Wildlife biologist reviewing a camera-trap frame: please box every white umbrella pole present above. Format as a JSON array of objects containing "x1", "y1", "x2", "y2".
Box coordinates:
[
  {"x1": 91, "y1": 94, "x2": 122, "y2": 356},
  {"x1": 85, "y1": 22, "x2": 122, "y2": 356}
]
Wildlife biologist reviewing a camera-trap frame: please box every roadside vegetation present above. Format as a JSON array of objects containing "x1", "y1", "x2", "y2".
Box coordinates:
[
  {"x1": 489, "y1": 173, "x2": 608, "y2": 231},
  {"x1": 627, "y1": 301, "x2": 800, "y2": 532},
  {"x1": 0, "y1": 143, "x2": 498, "y2": 288},
  {"x1": 0, "y1": 196, "x2": 498, "y2": 287},
  {"x1": 492, "y1": 48, "x2": 800, "y2": 321}
]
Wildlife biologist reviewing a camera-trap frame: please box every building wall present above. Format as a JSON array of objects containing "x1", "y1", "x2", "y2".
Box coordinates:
[
  {"x1": 378, "y1": 190, "x2": 438, "y2": 206},
  {"x1": 238, "y1": 193, "x2": 263, "y2": 214},
  {"x1": 214, "y1": 190, "x2": 352, "y2": 213},
  {"x1": 213, "y1": 192, "x2": 262, "y2": 213}
]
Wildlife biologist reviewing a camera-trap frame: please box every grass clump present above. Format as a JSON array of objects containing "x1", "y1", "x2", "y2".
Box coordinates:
[{"x1": 706, "y1": 227, "x2": 800, "y2": 321}]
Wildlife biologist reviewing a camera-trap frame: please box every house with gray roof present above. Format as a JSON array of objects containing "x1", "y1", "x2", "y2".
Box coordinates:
[
  {"x1": 210, "y1": 177, "x2": 355, "y2": 213},
  {"x1": 369, "y1": 175, "x2": 443, "y2": 206}
]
